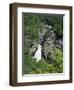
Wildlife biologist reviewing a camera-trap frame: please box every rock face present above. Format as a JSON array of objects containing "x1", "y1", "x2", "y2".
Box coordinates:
[
  {"x1": 40, "y1": 25, "x2": 56, "y2": 62},
  {"x1": 30, "y1": 24, "x2": 63, "y2": 62},
  {"x1": 54, "y1": 38, "x2": 63, "y2": 49}
]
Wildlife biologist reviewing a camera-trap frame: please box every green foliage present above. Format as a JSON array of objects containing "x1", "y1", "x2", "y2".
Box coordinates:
[
  {"x1": 54, "y1": 48, "x2": 63, "y2": 73},
  {"x1": 54, "y1": 24, "x2": 63, "y2": 39},
  {"x1": 40, "y1": 15, "x2": 63, "y2": 39},
  {"x1": 24, "y1": 15, "x2": 42, "y2": 55},
  {"x1": 23, "y1": 14, "x2": 63, "y2": 74},
  {"x1": 24, "y1": 15, "x2": 42, "y2": 41},
  {"x1": 24, "y1": 14, "x2": 63, "y2": 40},
  {"x1": 24, "y1": 48, "x2": 63, "y2": 74}
]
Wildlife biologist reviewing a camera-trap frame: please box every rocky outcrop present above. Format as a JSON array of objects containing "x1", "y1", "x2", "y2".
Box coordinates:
[
  {"x1": 54, "y1": 38, "x2": 63, "y2": 49},
  {"x1": 29, "y1": 23, "x2": 63, "y2": 62},
  {"x1": 40, "y1": 25, "x2": 56, "y2": 63}
]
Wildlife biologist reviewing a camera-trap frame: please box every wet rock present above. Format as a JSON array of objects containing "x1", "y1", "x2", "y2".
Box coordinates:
[{"x1": 54, "y1": 38, "x2": 63, "y2": 49}]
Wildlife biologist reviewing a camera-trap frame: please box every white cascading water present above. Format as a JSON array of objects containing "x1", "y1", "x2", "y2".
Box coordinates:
[{"x1": 33, "y1": 44, "x2": 42, "y2": 62}]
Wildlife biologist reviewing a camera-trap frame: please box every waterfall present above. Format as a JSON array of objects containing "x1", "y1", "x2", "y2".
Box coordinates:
[{"x1": 33, "y1": 44, "x2": 42, "y2": 61}]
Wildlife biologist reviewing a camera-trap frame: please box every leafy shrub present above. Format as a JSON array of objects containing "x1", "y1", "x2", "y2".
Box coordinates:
[
  {"x1": 24, "y1": 48, "x2": 63, "y2": 74},
  {"x1": 53, "y1": 48, "x2": 63, "y2": 73}
]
